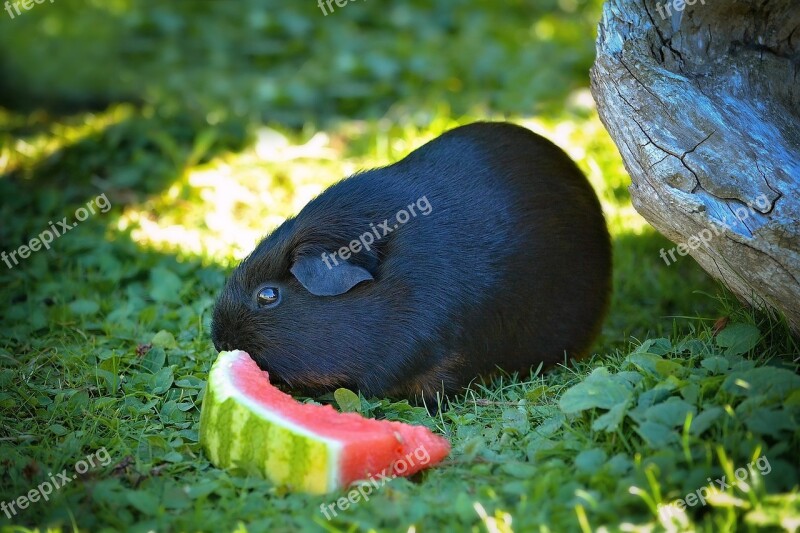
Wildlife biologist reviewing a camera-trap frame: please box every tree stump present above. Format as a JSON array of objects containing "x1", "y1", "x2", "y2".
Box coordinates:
[{"x1": 590, "y1": 0, "x2": 800, "y2": 334}]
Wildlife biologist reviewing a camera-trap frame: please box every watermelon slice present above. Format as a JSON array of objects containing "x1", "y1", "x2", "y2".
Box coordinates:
[{"x1": 199, "y1": 350, "x2": 450, "y2": 493}]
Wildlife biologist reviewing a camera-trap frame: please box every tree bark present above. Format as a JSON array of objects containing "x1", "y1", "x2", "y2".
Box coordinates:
[{"x1": 590, "y1": 0, "x2": 800, "y2": 334}]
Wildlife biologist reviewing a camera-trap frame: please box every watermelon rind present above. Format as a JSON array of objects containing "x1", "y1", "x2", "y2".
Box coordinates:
[{"x1": 199, "y1": 350, "x2": 342, "y2": 493}]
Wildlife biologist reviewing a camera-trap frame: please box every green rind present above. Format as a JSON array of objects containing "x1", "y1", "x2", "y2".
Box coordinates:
[{"x1": 199, "y1": 355, "x2": 337, "y2": 493}]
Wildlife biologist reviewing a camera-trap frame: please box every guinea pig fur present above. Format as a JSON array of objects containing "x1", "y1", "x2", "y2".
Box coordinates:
[{"x1": 211, "y1": 122, "x2": 612, "y2": 401}]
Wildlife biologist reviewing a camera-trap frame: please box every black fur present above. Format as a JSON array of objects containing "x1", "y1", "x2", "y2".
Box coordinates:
[{"x1": 211, "y1": 122, "x2": 612, "y2": 400}]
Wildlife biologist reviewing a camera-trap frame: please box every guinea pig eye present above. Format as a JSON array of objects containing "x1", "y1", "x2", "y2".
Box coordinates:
[{"x1": 256, "y1": 286, "x2": 280, "y2": 308}]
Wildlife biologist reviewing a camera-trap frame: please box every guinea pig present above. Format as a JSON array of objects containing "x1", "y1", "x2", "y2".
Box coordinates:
[{"x1": 211, "y1": 122, "x2": 611, "y2": 401}]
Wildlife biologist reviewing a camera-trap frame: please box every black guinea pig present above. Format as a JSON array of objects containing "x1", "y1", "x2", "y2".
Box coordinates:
[{"x1": 212, "y1": 122, "x2": 611, "y2": 401}]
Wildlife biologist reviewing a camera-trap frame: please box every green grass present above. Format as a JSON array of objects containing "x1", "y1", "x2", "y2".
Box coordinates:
[{"x1": 1, "y1": 1, "x2": 799, "y2": 532}]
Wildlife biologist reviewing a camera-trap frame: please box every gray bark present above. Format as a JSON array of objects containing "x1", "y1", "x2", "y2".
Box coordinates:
[{"x1": 590, "y1": 0, "x2": 800, "y2": 334}]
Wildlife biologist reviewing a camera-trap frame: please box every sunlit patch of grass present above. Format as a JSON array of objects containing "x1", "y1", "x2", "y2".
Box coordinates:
[
  {"x1": 0, "y1": 104, "x2": 134, "y2": 176},
  {"x1": 115, "y1": 127, "x2": 358, "y2": 264},
  {"x1": 114, "y1": 93, "x2": 646, "y2": 267}
]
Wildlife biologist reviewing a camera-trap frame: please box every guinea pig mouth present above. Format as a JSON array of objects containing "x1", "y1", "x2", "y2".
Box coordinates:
[
  {"x1": 250, "y1": 358, "x2": 292, "y2": 389},
  {"x1": 248, "y1": 351, "x2": 353, "y2": 395},
  {"x1": 292, "y1": 372, "x2": 353, "y2": 391},
  {"x1": 249, "y1": 364, "x2": 296, "y2": 394}
]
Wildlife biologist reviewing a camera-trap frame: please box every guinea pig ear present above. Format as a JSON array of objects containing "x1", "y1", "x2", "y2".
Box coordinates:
[{"x1": 290, "y1": 255, "x2": 374, "y2": 296}]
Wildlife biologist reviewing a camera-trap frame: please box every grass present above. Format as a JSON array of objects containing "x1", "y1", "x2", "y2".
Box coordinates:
[{"x1": 1, "y1": 1, "x2": 799, "y2": 532}]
